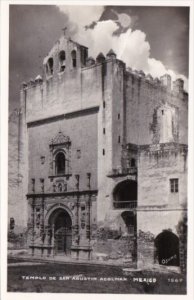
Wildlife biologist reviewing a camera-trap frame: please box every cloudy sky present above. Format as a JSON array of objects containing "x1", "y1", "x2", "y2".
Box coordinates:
[{"x1": 9, "y1": 5, "x2": 189, "y2": 111}]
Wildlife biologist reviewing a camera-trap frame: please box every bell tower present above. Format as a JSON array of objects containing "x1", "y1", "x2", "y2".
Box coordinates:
[{"x1": 43, "y1": 32, "x2": 88, "y2": 79}]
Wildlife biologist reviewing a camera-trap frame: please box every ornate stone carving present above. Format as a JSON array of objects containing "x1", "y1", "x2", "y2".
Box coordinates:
[{"x1": 50, "y1": 131, "x2": 71, "y2": 147}]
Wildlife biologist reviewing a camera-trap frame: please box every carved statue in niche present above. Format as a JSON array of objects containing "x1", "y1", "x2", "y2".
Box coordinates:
[{"x1": 52, "y1": 179, "x2": 67, "y2": 193}]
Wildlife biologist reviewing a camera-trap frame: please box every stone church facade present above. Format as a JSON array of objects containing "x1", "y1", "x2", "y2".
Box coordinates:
[{"x1": 15, "y1": 33, "x2": 187, "y2": 270}]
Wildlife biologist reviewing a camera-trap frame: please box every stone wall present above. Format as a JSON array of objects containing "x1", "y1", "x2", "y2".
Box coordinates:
[
  {"x1": 8, "y1": 111, "x2": 27, "y2": 231},
  {"x1": 27, "y1": 111, "x2": 98, "y2": 193},
  {"x1": 125, "y1": 72, "x2": 188, "y2": 146},
  {"x1": 138, "y1": 144, "x2": 187, "y2": 207}
]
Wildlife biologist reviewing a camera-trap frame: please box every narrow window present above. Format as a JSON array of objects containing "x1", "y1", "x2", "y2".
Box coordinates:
[
  {"x1": 161, "y1": 110, "x2": 164, "y2": 115},
  {"x1": 47, "y1": 57, "x2": 53, "y2": 75},
  {"x1": 118, "y1": 136, "x2": 120, "y2": 143},
  {"x1": 71, "y1": 50, "x2": 77, "y2": 68},
  {"x1": 103, "y1": 149, "x2": 105, "y2": 156},
  {"x1": 103, "y1": 101, "x2": 106, "y2": 108},
  {"x1": 170, "y1": 178, "x2": 179, "y2": 193},
  {"x1": 55, "y1": 152, "x2": 65, "y2": 175},
  {"x1": 103, "y1": 128, "x2": 105, "y2": 134},
  {"x1": 59, "y1": 50, "x2": 66, "y2": 72},
  {"x1": 118, "y1": 113, "x2": 120, "y2": 120}
]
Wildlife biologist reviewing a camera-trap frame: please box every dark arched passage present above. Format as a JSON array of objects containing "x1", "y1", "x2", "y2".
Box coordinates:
[
  {"x1": 121, "y1": 211, "x2": 137, "y2": 236},
  {"x1": 71, "y1": 50, "x2": 77, "y2": 68},
  {"x1": 113, "y1": 180, "x2": 137, "y2": 209},
  {"x1": 59, "y1": 50, "x2": 66, "y2": 71},
  {"x1": 49, "y1": 208, "x2": 72, "y2": 255},
  {"x1": 155, "y1": 230, "x2": 180, "y2": 266},
  {"x1": 47, "y1": 57, "x2": 53, "y2": 75}
]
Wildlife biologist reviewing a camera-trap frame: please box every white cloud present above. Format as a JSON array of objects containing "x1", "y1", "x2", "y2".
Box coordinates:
[
  {"x1": 118, "y1": 29, "x2": 150, "y2": 71},
  {"x1": 57, "y1": 6, "x2": 188, "y2": 91},
  {"x1": 74, "y1": 20, "x2": 118, "y2": 57}
]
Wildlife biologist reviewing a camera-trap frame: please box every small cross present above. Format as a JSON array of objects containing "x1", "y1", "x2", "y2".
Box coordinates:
[{"x1": 62, "y1": 27, "x2": 67, "y2": 36}]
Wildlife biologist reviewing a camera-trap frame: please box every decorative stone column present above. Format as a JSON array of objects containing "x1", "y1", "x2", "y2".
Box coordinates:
[
  {"x1": 44, "y1": 225, "x2": 52, "y2": 257},
  {"x1": 51, "y1": 224, "x2": 55, "y2": 257}
]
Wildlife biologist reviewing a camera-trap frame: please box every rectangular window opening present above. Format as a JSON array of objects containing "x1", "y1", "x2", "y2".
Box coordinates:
[
  {"x1": 118, "y1": 113, "x2": 120, "y2": 120},
  {"x1": 103, "y1": 101, "x2": 106, "y2": 109},
  {"x1": 118, "y1": 136, "x2": 121, "y2": 143},
  {"x1": 103, "y1": 128, "x2": 105, "y2": 134},
  {"x1": 170, "y1": 178, "x2": 179, "y2": 193},
  {"x1": 103, "y1": 149, "x2": 105, "y2": 156}
]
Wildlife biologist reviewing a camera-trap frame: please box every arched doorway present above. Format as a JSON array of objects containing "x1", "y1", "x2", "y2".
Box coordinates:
[
  {"x1": 49, "y1": 208, "x2": 72, "y2": 255},
  {"x1": 121, "y1": 211, "x2": 136, "y2": 236},
  {"x1": 155, "y1": 230, "x2": 180, "y2": 266},
  {"x1": 113, "y1": 180, "x2": 137, "y2": 209}
]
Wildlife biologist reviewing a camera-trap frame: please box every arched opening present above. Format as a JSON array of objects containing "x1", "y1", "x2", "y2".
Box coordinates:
[
  {"x1": 155, "y1": 230, "x2": 180, "y2": 266},
  {"x1": 47, "y1": 57, "x2": 53, "y2": 75},
  {"x1": 55, "y1": 152, "x2": 65, "y2": 175},
  {"x1": 71, "y1": 50, "x2": 77, "y2": 68},
  {"x1": 113, "y1": 180, "x2": 137, "y2": 209},
  {"x1": 49, "y1": 208, "x2": 72, "y2": 255},
  {"x1": 59, "y1": 50, "x2": 66, "y2": 72}
]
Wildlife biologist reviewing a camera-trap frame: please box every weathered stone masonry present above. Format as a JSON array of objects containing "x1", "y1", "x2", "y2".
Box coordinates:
[{"x1": 10, "y1": 33, "x2": 187, "y2": 270}]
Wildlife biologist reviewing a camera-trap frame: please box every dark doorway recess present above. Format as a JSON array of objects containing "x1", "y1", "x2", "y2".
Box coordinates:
[
  {"x1": 49, "y1": 209, "x2": 72, "y2": 255},
  {"x1": 121, "y1": 211, "x2": 137, "y2": 262},
  {"x1": 155, "y1": 230, "x2": 180, "y2": 266},
  {"x1": 121, "y1": 211, "x2": 137, "y2": 236},
  {"x1": 113, "y1": 180, "x2": 137, "y2": 209}
]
